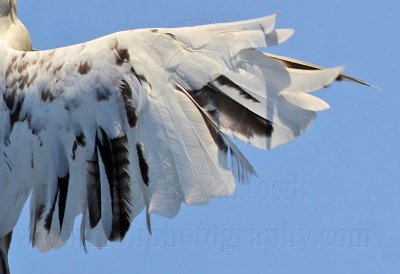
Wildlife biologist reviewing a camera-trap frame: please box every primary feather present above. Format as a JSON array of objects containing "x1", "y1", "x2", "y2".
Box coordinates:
[{"x1": 0, "y1": 2, "x2": 363, "y2": 269}]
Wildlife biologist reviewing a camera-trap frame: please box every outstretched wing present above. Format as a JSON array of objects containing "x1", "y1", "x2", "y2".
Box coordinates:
[{"x1": 0, "y1": 13, "x2": 344, "y2": 251}]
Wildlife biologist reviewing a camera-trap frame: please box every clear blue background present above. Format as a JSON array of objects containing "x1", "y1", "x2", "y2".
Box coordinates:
[{"x1": 9, "y1": 0, "x2": 399, "y2": 273}]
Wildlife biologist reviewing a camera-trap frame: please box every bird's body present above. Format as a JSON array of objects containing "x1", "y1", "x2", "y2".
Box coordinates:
[{"x1": 0, "y1": 1, "x2": 368, "y2": 273}]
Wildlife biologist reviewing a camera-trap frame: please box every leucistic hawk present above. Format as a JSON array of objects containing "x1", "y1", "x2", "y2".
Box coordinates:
[{"x1": 0, "y1": 1, "x2": 370, "y2": 273}]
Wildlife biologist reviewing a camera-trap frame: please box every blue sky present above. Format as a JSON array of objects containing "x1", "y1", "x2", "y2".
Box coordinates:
[{"x1": 8, "y1": 0, "x2": 399, "y2": 273}]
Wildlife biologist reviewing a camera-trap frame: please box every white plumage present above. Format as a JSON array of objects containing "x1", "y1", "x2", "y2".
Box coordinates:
[{"x1": 0, "y1": 1, "x2": 369, "y2": 273}]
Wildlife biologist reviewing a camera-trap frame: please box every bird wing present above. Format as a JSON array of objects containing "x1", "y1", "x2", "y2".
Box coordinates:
[
  {"x1": 0, "y1": 13, "x2": 344, "y2": 251},
  {"x1": 264, "y1": 52, "x2": 373, "y2": 87}
]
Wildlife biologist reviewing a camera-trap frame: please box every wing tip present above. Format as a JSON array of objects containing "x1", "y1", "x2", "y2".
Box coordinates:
[
  {"x1": 337, "y1": 74, "x2": 382, "y2": 91},
  {"x1": 275, "y1": 28, "x2": 295, "y2": 44}
]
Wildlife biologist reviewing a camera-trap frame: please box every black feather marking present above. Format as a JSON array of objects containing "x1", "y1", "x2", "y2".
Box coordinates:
[
  {"x1": 130, "y1": 66, "x2": 152, "y2": 89},
  {"x1": 136, "y1": 143, "x2": 149, "y2": 186},
  {"x1": 71, "y1": 141, "x2": 78, "y2": 160},
  {"x1": 3, "y1": 152, "x2": 12, "y2": 172},
  {"x1": 41, "y1": 89, "x2": 55, "y2": 102},
  {"x1": 58, "y1": 173, "x2": 69, "y2": 231},
  {"x1": 4, "y1": 232, "x2": 12, "y2": 254},
  {"x1": 31, "y1": 151, "x2": 34, "y2": 168},
  {"x1": 146, "y1": 212, "x2": 152, "y2": 235},
  {"x1": 78, "y1": 61, "x2": 91, "y2": 75},
  {"x1": 191, "y1": 85, "x2": 274, "y2": 139},
  {"x1": 96, "y1": 90, "x2": 109, "y2": 101},
  {"x1": 0, "y1": 248, "x2": 8, "y2": 274},
  {"x1": 9, "y1": 96, "x2": 24, "y2": 130},
  {"x1": 203, "y1": 115, "x2": 229, "y2": 153},
  {"x1": 115, "y1": 48, "x2": 130, "y2": 66},
  {"x1": 165, "y1": 32, "x2": 177, "y2": 40},
  {"x1": 96, "y1": 128, "x2": 132, "y2": 241},
  {"x1": 76, "y1": 133, "x2": 86, "y2": 147},
  {"x1": 119, "y1": 80, "x2": 137, "y2": 128},
  {"x1": 72, "y1": 128, "x2": 86, "y2": 162},
  {"x1": 31, "y1": 203, "x2": 46, "y2": 246},
  {"x1": 44, "y1": 174, "x2": 70, "y2": 232},
  {"x1": 36, "y1": 204, "x2": 46, "y2": 221},
  {"x1": 86, "y1": 145, "x2": 101, "y2": 228},
  {"x1": 5, "y1": 160, "x2": 12, "y2": 172},
  {"x1": 3, "y1": 90, "x2": 15, "y2": 111},
  {"x1": 44, "y1": 189, "x2": 58, "y2": 232},
  {"x1": 215, "y1": 75, "x2": 260, "y2": 103}
]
